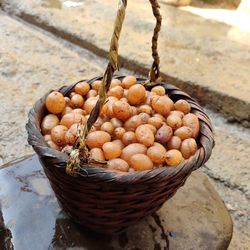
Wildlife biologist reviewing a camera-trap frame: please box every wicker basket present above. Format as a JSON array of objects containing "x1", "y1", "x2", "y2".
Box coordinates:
[{"x1": 26, "y1": 0, "x2": 214, "y2": 234}]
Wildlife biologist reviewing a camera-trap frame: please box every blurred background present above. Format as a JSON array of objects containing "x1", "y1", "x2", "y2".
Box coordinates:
[{"x1": 0, "y1": 0, "x2": 249, "y2": 248}]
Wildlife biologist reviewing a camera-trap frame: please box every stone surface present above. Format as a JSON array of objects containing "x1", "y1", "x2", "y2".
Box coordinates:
[
  {"x1": 0, "y1": 155, "x2": 233, "y2": 250},
  {"x1": 0, "y1": 9, "x2": 249, "y2": 248},
  {"x1": 1, "y1": 0, "x2": 250, "y2": 125}
]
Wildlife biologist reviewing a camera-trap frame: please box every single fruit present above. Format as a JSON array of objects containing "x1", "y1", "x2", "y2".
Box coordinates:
[
  {"x1": 166, "y1": 115, "x2": 182, "y2": 130},
  {"x1": 60, "y1": 113, "x2": 75, "y2": 128},
  {"x1": 138, "y1": 104, "x2": 152, "y2": 115},
  {"x1": 138, "y1": 112, "x2": 150, "y2": 124},
  {"x1": 165, "y1": 149, "x2": 183, "y2": 166},
  {"x1": 135, "y1": 125, "x2": 154, "y2": 147},
  {"x1": 122, "y1": 131, "x2": 137, "y2": 145},
  {"x1": 182, "y1": 113, "x2": 200, "y2": 138},
  {"x1": 101, "y1": 122, "x2": 114, "y2": 134},
  {"x1": 130, "y1": 154, "x2": 153, "y2": 171},
  {"x1": 41, "y1": 114, "x2": 59, "y2": 134},
  {"x1": 174, "y1": 126, "x2": 193, "y2": 140},
  {"x1": 147, "y1": 145, "x2": 167, "y2": 164},
  {"x1": 148, "y1": 117, "x2": 163, "y2": 129},
  {"x1": 180, "y1": 138, "x2": 197, "y2": 159},
  {"x1": 113, "y1": 101, "x2": 132, "y2": 121},
  {"x1": 167, "y1": 136, "x2": 182, "y2": 150},
  {"x1": 86, "y1": 131, "x2": 111, "y2": 149},
  {"x1": 169, "y1": 110, "x2": 184, "y2": 119},
  {"x1": 65, "y1": 124, "x2": 78, "y2": 145},
  {"x1": 86, "y1": 89, "x2": 98, "y2": 98},
  {"x1": 103, "y1": 142, "x2": 122, "y2": 160},
  {"x1": 89, "y1": 148, "x2": 105, "y2": 162},
  {"x1": 155, "y1": 124, "x2": 173, "y2": 145},
  {"x1": 122, "y1": 75, "x2": 137, "y2": 89},
  {"x1": 92, "y1": 80, "x2": 102, "y2": 92},
  {"x1": 107, "y1": 158, "x2": 129, "y2": 172},
  {"x1": 84, "y1": 96, "x2": 98, "y2": 114},
  {"x1": 127, "y1": 84, "x2": 146, "y2": 105},
  {"x1": 51, "y1": 125, "x2": 68, "y2": 146},
  {"x1": 45, "y1": 91, "x2": 66, "y2": 114},
  {"x1": 121, "y1": 143, "x2": 147, "y2": 164},
  {"x1": 74, "y1": 82, "x2": 90, "y2": 96},
  {"x1": 108, "y1": 86, "x2": 124, "y2": 99},
  {"x1": 151, "y1": 95, "x2": 173, "y2": 117},
  {"x1": 124, "y1": 115, "x2": 142, "y2": 132},
  {"x1": 174, "y1": 99, "x2": 191, "y2": 114},
  {"x1": 151, "y1": 86, "x2": 165, "y2": 96},
  {"x1": 114, "y1": 127, "x2": 126, "y2": 139},
  {"x1": 110, "y1": 79, "x2": 122, "y2": 88},
  {"x1": 71, "y1": 94, "x2": 84, "y2": 108}
]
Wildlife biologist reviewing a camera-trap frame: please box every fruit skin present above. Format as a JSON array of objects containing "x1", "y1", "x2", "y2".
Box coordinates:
[
  {"x1": 148, "y1": 117, "x2": 163, "y2": 129},
  {"x1": 151, "y1": 86, "x2": 165, "y2": 96},
  {"x1": 101, "y1": 122, "x2": 114, "y2": 135},
  {"x1": 107, "y1": 158, "x2": 129, "y2": 172},
  {"x1": 151, "y1": 95, "x2": 173, "y2": 117},
  {"x1": 165, "y1": 149, "x2": 183, "y2": 166},
  {"x1": 71, "y1": 94, "x2": 84, "y2": 108},
  {"x1": 127, "y1": 84, "x2": 146, "y2": 105},
  {"x1": 135, "y1": 125, "x2": 154, "y2": 147},
  {"x1": 86, "y1": 131, "x2": 111, "y2": 149},
  {"x1": 121, "y1": 143, "x2": 147, "y2": 164},
  {"x1": 92, "y1": 80, "x2": 102, "y2": 92},
  {"x1": 84, "y1": 96, "x2": 98, "y2": 114},
  {"x1": 122, "y1": 75, "x2": 137, "y2": 89},
  {"x1": 41, "y1": 114, "x2": 59, "y2": 135},
  {"x1": 45, "y1": 91, "x2": 66, "y2": 114},
  {"x1": 167, "y1": 136, "x2": 182, "y2": 150},
  {"x1": 51, "y1": 125, "x2": 68, "y2": 146},
  {"x1": 180, "y1": 138, "x2": 197, "y2": 159},
  {"x1": 65, "y1": 124, "x2": 78, "y2": 145},
  {"x1": 114, "y1": 127, "x2": 126, "y2": 140},
  {"x1": 166, "y1": 115, "x2": 182, "y2": 130},
  {"x1": 155, "y1": 124, "x2": 173, "y2": 145},
  {"x1": 74, "y1": 82, "x2": 90, "y2": 96},
  {"x1": 122, "y1": 131, "x2": 137, "y2": 145},
  {"x1": 112, "y1": 101, "x2": 132, "y2": 122},
  {"x1": 174, "y1": 126, "x2": 193, "y2": 140},
  {"x1": 174, "y1": 99, "x2": 191, "y2": 114},
  {"x1": 147, "y1": 144, "x2": 167, "y2": 164},
  {"x1": 60, "y1": 113, "x2": 75, "y2": 128},
  {"x1": 182, "y1": 113, "x2": 200, "y2": 138},
  {"x1": 108, "y1": 86, "x2": 124, "y2": 99},
  {"x1": 130, "y1": 154, "x2": 154, "y2": 171},
  {"x1": 124, "y1": 115, "x2": 142, "y2": 132},
  {"x1": 103, "y1": 142, "x2": 122, "y2": 160}
]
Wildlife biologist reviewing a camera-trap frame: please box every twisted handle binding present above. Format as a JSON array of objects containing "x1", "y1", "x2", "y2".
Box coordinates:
[{"x1": 66, "y1": 0, "x2": 162, "y2": 174}]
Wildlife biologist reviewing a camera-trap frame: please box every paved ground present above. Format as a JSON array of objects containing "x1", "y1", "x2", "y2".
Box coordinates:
[
  {"x1": 0, "y1": 2, "x2": 249, "y2": 248},
  {"x1": 2, "y1": 0, "x2": 250, "y2": 126}
]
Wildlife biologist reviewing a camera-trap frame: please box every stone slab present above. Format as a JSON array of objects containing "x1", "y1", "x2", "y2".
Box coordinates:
[
  {"x1": 2, "y1": 0, "x2": 250, "y2": 124},
  {"x1": 0, "y1": 155, "x2": 232, "y2": 250}
]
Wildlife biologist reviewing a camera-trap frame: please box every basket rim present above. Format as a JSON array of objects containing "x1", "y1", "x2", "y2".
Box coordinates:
[{"x1": 26, "y1": 75, "x2": 214, "y2": 184}]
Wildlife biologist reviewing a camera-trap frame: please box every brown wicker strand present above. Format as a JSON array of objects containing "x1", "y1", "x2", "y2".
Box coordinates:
[{"x1": 149, "y1": 0, "x2": 162, "y2": 83}]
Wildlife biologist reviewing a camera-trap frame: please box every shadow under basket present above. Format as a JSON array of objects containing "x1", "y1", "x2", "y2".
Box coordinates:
[{"x1": 26, "y1": 76, "x2": 214, "y2": 234}]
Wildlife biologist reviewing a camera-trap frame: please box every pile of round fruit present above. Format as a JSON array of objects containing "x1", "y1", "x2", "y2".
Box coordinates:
[{"x1": 42, "y1": 76, "x2": 200, "y2": 172}]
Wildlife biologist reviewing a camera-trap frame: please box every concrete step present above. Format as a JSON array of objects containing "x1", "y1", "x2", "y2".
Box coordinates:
[
  {"x1": 0, "y1": 12, "x2": 249, "y2": 248},
  {"x1": 1, "y1": 0, "x2": 250, "y2": 126}
]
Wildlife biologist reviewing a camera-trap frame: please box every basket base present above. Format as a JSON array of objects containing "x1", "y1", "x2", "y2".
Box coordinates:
[{"x1": 0, "y1": 154, "x2": 232, "y2": 249}]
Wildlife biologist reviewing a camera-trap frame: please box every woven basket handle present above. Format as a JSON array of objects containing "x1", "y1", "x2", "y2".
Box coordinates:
[{"x1": 66, "y1": 0, "x2": 162, "y2": 174}]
